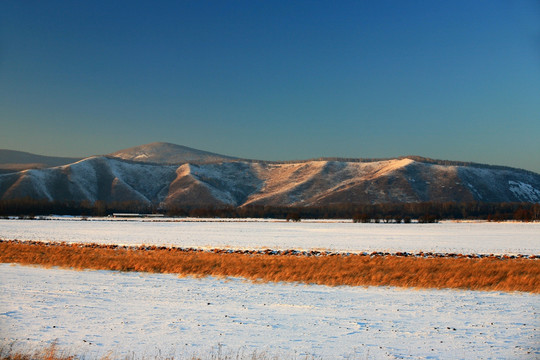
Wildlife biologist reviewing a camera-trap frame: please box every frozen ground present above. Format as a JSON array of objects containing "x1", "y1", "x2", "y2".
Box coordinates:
[
  {"x1": 0, "y1": 264, "x2": 538, "y2": 359},
  {"x1": 1, "y1": 218, "x2": 539, "y2": 255}
]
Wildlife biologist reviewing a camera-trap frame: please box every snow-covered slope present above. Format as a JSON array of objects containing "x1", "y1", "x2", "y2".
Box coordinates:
[
  {"x1": 1, "y1": 152, "x2": 539, "y2": 206},
  {"x1": 0, "y1": 157, "x2": 178, "y2": 204},
  {"x1": 163, "y1": 162, "x2": 263, "y2": 207}
]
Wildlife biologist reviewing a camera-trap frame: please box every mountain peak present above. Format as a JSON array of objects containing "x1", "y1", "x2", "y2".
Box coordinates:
[{"x1": 107, "y1": 142, "x2": 238, "y2": 164}]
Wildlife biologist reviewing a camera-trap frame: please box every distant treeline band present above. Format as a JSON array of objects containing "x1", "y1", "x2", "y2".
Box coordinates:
[{"x1": 0, "y1": 198, "x2": 539, "y2": 222}]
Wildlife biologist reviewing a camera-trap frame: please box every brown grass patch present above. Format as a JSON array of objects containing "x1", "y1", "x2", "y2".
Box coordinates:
[
  {"x1": 1, "y1": 240, "x2": 538, "y2": 293},
  {"x1": 0, "y1": 342, "x2": 75, "y2": 360},
  {"x1": 0, "y1": 342, "x2": 291, "y2": 360}
]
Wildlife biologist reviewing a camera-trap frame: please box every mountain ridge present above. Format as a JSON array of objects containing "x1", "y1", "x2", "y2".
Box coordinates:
[
  {"x1": 1, "y1": 142, "x2": 536, "y2": 174},
  {"x1": 0, "y1": 149, "x2": 82, "y2": 174},
  {"x1": 0, "y1": 156, "x2": 539, "y2": 207},
  {"x1": 0, "y1": 143, "x2": 539, "y2": 207}
]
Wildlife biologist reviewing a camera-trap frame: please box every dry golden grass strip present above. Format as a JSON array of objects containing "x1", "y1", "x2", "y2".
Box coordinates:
[
  {"x1": 0, "y1": 342, "x2": 75, "y2": 360},
  {"x1": 0, "y1": 343, "x2": 282, "y2": 360},
  {"x1": 1, "y1": 240, "x2": 538, "y2": 293}
]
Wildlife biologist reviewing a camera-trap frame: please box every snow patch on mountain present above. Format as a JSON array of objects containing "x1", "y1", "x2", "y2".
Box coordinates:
[
  {"x1": 509, "y1": 181, "x2": 540, "y2": 203},
  {"x1": 189, "y1": 162, "x2": 263, "y2": 205},
  {"x1": 64, "y1": 158, "x2": 100, "y2": 202},
  {"x1": 243, "y1": 161, "x2": 330, "y2": 205},
  {"x1": 369, "y1": 158, "x2": 415, "y2": 178},
  {"x1": 107, "y1": 158, "x2": 177, "y2": 202},
  {"x1": 466, "y1": 183, "x2": 483, "y2": 200},
  {"x1": 24, "y1": 169, "x2": 54, "y2": 201},
  {"x1": 189, "y1": 164, "x2": 237, "y2": 205}
]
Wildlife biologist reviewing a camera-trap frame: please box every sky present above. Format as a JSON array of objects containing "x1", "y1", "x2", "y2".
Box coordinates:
[{"x1": 1, "y1": 1, "x2": 539, "y2": 173}]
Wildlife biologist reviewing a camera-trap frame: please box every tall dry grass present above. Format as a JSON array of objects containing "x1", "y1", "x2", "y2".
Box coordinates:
[
  {"x1": 1, "y1": 240, "x2": 538, "y2": 292},
  {"x1": 0, "y1": 343, "x2": 321, "y2": 360},
  {"x1": 0, "y1": 342, "x2": 74, "y2": 360}
]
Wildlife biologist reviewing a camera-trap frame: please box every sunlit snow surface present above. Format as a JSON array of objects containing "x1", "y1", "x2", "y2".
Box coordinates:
[
  {"x1": 1, "y1": 264, "x2": 538, "y2": 359},
  {"x1": 2, "y1": 219, "x2": 539, "y2": 358},
  {"x1": 1, "y1": 218, "x2": 539, "y2": 255}
]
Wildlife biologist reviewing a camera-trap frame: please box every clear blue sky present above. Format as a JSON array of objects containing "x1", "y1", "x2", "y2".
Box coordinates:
[{"x1": 1, "y1": 1, "x2": 539, "y2": 173}]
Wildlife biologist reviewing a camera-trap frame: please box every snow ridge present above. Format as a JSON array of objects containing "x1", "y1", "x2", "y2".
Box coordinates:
[{"x1": 1, "y1": 155, "x2": 539, "y2": 205}]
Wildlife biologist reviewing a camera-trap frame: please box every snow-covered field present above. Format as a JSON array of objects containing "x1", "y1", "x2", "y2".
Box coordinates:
[
  {"x1": 1, "y1": 218, "x2": 539, "y2": 255},
  {"x1": 2, "y1": 219, "x2": 539, "y2": 358},
  {"x1": 1, "y1": 264, "x2": 538, "y2": 359}
]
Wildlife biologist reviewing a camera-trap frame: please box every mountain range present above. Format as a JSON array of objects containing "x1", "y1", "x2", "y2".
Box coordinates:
[{"x1": 1, "y1": 142, "x2": 539, "y2": 207}]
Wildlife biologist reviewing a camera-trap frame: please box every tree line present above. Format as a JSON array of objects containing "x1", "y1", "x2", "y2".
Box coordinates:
[{"x1": 0, "y1": 198, "x2": 539, "y2": 222}]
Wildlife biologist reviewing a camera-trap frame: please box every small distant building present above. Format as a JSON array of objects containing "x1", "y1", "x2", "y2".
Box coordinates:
[{"x1": 112, "y1": 213, "x2": 165, "y2": 218}]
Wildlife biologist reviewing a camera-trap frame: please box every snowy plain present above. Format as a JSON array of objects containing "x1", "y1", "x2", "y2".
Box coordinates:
[
  {"x1": 1, "y1": 217, "x2": 539, "y2": 255},
  {"x1": 1, "y1": 264, "x2": 538, "y2": 359},
  {"x1": 1, "y1": 218, "x2": 539, "y2": 359}
]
